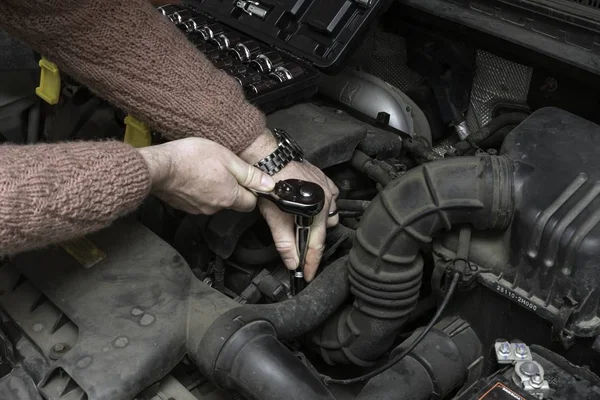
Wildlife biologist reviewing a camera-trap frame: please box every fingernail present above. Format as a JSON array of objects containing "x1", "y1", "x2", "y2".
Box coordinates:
[
  {"x1": 305, "y1": 272, "x2": 314, "y2": 282},
  {"x1": 284, "y1": 258, "x2": 298, "y2": 270},
  {"x1": 261, "y1": 174, "x2": 275, "y2": 190}
]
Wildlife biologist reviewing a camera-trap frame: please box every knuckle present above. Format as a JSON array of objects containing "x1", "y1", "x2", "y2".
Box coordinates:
[
  {"x1": 312, "y1": 242, "x2": 326, "y2": 255},
  {"x1": 239, "y1": 198, "x2": 256, "y2": 212},
  {"x1": 224, "y1": 187, "x2": 239, "y2": 208},
  {"x1": 331, "y1": 185, "x2": 340, "y2": 198},
  {"x1": 258, "y1": 201, "x2": 276, "y2": 218},
  {"x1": 274, "y1": 240, "x2": 295, "y2": 254}
]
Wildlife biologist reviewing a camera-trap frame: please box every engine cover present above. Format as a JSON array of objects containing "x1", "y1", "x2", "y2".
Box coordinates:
[
  {"x1": 0, "y1": 220, "x2": 233, "y2": 400},
  {"x1": 476, "y1": 108, "x2": 600, "y2": 342}
]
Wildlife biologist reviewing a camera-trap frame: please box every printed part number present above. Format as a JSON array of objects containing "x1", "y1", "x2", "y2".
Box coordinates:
[{"x1": 496, "y1": 285, "x2": 538, "y2": 311}]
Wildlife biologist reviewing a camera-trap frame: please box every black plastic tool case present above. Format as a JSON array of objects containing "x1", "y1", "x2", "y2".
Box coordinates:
[{"x1": 159, "y1": 0, "x2": 391, "y2": 113}]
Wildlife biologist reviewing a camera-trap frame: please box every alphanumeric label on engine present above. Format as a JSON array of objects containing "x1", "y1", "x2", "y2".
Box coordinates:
[
  {"x1": 478, "y1": 382, "x2": 527, "y2": 400},
  {"x1": 495, "y1": 284, "x2": 538, "y2": 312}
]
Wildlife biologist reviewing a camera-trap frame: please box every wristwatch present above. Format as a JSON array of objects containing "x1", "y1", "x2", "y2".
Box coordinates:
[{"x1": 254, "y1": 128, "x2": 304, "y2": 176}]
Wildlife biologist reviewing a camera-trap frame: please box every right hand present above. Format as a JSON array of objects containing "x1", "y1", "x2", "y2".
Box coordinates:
[{"x1": 138, "y1": 138, "x2": 275, "y2": 215}]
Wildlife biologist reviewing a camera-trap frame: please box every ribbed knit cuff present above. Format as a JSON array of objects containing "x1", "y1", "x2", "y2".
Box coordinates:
[{"x1": 0, "y1": 141, "x2": 151, "y2": 255}]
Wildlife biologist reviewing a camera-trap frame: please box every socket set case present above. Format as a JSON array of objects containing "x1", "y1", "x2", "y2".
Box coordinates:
[{"x1": 158, "y1": 0, "x2": 391, "y2": 113}]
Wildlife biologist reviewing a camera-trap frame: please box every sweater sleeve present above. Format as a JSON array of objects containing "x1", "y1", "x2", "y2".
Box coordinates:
[
  {"x1": 0, "y1": 0, "x2": 266, "y2": 154},
  {"x1": 0, "y1": 141, "x2": 151, "y2": 255}
]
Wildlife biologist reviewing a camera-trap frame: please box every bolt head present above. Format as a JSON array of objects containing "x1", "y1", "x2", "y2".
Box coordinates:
[
  {"x1": 498, "y1": 342, "x2": 511, "y2": 355},
  {"x1": 531, "y1": 375, "x2": 543, "y2": 385},
  {"x1": 203, "y1": 277, "x2": 213, "y2": 287},
  {"x1": 515, "y1": 343, "x2": 528, "y2": 355},
  {"x1": 53, "y1": 343, "x2": 66, "y2": 352}
]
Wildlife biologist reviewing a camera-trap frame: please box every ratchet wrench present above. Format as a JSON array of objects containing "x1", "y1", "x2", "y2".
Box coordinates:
[{"x1": 255, "y1": 179, "x2": 325, "y2": 295}]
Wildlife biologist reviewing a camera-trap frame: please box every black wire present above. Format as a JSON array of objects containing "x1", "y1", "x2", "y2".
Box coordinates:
[{"x1": 320, "y1": 272, "x2": 462, "y2": 386}]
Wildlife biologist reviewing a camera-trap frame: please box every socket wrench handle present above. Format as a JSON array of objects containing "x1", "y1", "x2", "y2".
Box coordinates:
[
  {"x1": 255, "y1": 179, "x2": 325, "y2": 295},
  {"x1": 293, "y1": 214, "x2": 314, "y2": 294},
  {"x1": 255, "y1": 179, "x2": 325, "y2": 218}
]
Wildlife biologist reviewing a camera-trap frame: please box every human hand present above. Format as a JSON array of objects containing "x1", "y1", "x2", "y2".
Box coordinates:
[
  {"x1": 240, "y1": 130, "x2": 339, "y2": 282},
  {"x1": 138, "y1": 138, "x2": 275, "y2": 215}
]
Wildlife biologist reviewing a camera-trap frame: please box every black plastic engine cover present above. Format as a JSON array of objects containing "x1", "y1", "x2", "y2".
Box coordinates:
[
  {"x1": 492, "y1": 107, "x2": 600, "y2": 340},
  {"x1": 0, "y1": 220, "x2": 225, "y2": 400}
]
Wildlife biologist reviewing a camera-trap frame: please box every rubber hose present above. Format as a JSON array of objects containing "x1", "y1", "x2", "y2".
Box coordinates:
[
  {"x1": 323, "y1": 225, "x2": 356, "y2": 261},
  {"x1": 356, "y1": 317, "x2": 482, "y2": 400},
  {"x1": 337, "y1": 199, "x2": 371, "y2": 213},
  {"x1": 214, "y1": 257, "x2": 225, "y2": 292},
  {"x1": 247, "y1": 256, "x2": 350, "y2": 340},
  {"x1": 313, "y1": 156, "x2": 514, "y2": 365},
  {"x1": 197, "y1": 310, "x2": 336, "y2": 400},
  {"x1": 477, "y1": 125, "x2": 515, "y2": 149},
  {"x1": 351, "y1": 150, "x2": 394, "y2": 186},
  {"x1": 405, "y1": 137, "x2": 444, "y2": 164},
  {"x1": 454, "y1": 113, "x2": 528, "y2": 155},
  {"x1": 357, "y1": 130, "x2": 403, "y2": 158}
]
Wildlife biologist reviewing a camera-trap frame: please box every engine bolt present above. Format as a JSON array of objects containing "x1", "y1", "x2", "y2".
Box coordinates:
[
  {"x1": 49, "y1": 343, "x2": 69, "y2": 360},
  {"x1": 515, "y1": 343, "x2": 528, "y2": 357},
  {"x1": 498, "y1": 342, "x2": 511, "y2": 355},
  {"x1": 203, "y1": 277, "x2": 214, "y2": 287},
  {"x1": 531, "y1": 375, "x2": 543, "y2": 385}
]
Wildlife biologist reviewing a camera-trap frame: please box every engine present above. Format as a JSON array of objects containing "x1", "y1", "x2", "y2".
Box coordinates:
[{"x1": 2, "y1": 1, "x2": 600, "y2": 400}]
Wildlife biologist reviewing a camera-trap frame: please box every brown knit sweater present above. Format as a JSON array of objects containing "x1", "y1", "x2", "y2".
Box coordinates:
[
  {"x1": 0, "y1": 0, "x2": 266, "y2": 152},
  {"x1": 0, "y1": 142, "x2": 150, "y2": 255},
  {"x1": 0, "y1": 0, "x2": 268, "y2": 255}
]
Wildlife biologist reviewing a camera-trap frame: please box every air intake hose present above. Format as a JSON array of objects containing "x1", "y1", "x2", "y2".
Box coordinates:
[
  {"x1": 195, "y1": 308, "x2": 336, "y2": 400},
  {"x1": 313, "y1": 155, "x2": 514, "y2": 365}
]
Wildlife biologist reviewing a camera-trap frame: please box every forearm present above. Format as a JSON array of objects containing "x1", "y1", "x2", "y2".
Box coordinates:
[
  {"x1": 0, "y1": 0, "x2": 266, "y2": 153},
  {"x1": 0, "y1": 142, "x2": 150, "y2": 255}
]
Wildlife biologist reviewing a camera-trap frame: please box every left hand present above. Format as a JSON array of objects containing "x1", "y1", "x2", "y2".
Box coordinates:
[{"x1": 240, "y1": 129, "x2": 339, "y2": 282}]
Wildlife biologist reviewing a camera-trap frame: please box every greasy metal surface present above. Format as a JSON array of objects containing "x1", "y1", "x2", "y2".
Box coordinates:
[
  {"x1": 351, "y1": 24, "x2": 424, "y2": 92},
  {"x1": 319, "y1": 69, "x2": 415, "y2": 135},
  {"x1": 465, "y1": 50, "x2": 532, "y2": 132}
]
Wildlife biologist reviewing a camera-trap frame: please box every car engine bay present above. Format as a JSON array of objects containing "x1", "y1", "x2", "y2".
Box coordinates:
[{"x1": 2, "y1": 1, "x2": 600, "y2": 400}]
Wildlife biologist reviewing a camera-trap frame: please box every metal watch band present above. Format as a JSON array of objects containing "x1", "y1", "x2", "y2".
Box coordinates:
[
  {"x1": 254, "y1": 129, "x2": 303, "y2": 176},
  {"x1": 255, "y1": 146, "x2": 296, "y2": 176}
]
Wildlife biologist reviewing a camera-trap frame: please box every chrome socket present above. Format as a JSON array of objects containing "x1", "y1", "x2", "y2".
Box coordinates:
[
  {"x1": 270, "y1": 63, "x2": 304, "y2": 82},
  {"x1": 250, "y1": 51, "x2": 283, "y2": 74},
  {"x1": 198, "y1": 23, "x2": 225, "y2": 41},
  {"x1": 229, "y1": 40, "x2": 261, "y2": 63}
]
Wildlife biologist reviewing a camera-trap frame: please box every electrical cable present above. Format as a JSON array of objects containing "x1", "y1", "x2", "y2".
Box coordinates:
[{"x1": 320, "y1": 271, "x2": 461, "y2": 386}]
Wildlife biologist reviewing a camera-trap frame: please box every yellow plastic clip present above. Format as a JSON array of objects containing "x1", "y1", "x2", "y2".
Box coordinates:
[
  {"x1": 124, "y1": 115, "x2": 152, "y2": 148},
  {"x1": 35, "y1": 57, "x2": 61, "y2": 105}
]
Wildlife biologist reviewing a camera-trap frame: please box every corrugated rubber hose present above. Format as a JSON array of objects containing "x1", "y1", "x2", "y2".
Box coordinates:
[{"x1": 312, "y1": 155, "x2": 514, "y2": 365}]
